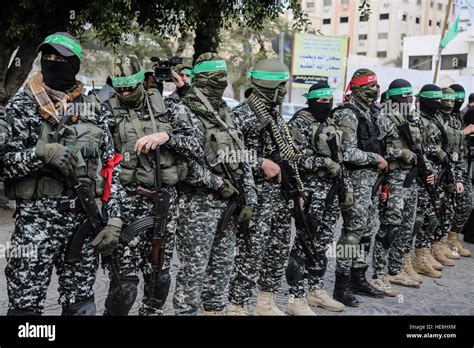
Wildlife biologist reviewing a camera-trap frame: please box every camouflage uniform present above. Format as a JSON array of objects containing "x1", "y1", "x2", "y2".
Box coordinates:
[
  {"x1": 3, "y1": 90, "x2": 123, "y2": 315},
  {"x1": 0, "y1": 106, "x2": 12, "y2": 176},
  {"x1": 286, "y1": 109, "x2": 341, "y2": 297},
  {"x1": 103, "y1": 92, "x2": 203, "y2": 316},
  {"x1": 414, "y1": 109, "x2": 447, "y2": 248},
  {"x1": 332, "y1": 98, "x2": 381, "y2": 275},
  {"x1": 228, "y1": 99, "x2": 298, "y2": 305},
  {"x1": 372, "y1": 111, "x2": 419, "y2": 276},
  {"x1": 450, "y1": 110, "x2": 472, "y2": 234},
  {"x1": 173, "y1": 86, "x2": 257, "y2": 315}
]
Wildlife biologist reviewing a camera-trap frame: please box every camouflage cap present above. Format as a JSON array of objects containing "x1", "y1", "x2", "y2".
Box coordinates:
[
  {"x1": 109, "y1": 54, "x2": 144, "y2": 88},
  {"x1": 441, "y1": 87, "x2": 456, "y2": 100}
]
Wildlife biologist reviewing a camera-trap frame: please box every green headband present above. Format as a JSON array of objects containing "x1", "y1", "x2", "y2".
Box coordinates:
[
  {"x1": 43, "y1": 34, "x2": 82, "y2": 59},
  {"x1": 454, "y1": 91, "x2": 465, "y2": 99},
  {"x1": 442, "y1": 93, "x2": 456, "y2": 100},
  {"x1": 184, "y1": 68, "x2": 192, "y2": 76},
  {"x1": 304, "y1": 88, "x2": 333, "y2": 99},
  {"x1": 386, "y1": 86, "x2": 413, "y2": 97},
  {"x1": 111, "y1": 70, "x2": 145, "y2": 88},
  {"x1": 247, "y1": 68, "x2": 290, "y2": 81},
  {"x1": 193, "y1": 60, "x2": 227, "y2": 76},
  {"x1": 418, "y1": 90, "x2": 443, "y2": 99}
]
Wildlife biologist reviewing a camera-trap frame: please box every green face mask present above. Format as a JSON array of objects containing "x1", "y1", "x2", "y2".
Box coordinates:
[
  {"x1": 439, "y1": 99, "x2": 454, "y2": 117},
  {"x1": 253, "y1": 83, "x2": 287, "y2": 106},
  {"x1": 116, "y1": 84, "x2": 145, "y2": 109},
  {"x1": 352, "y1": 84, "x2": 379, "y2": 110},
  {"x1": 194, "y1": 70, "x2": 228, "y2": 98}
]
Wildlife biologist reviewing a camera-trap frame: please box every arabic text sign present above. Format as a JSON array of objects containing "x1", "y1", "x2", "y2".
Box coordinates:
[{"x1": 292, "y1": 33, "x2": 349, "y2": 93}]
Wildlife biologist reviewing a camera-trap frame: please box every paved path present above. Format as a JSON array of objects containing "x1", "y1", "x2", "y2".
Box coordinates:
[{"x1": 0, "y1": 207, "x2": 473, "y2": 315}]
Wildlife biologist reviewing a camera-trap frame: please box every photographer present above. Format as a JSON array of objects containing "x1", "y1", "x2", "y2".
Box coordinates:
[
  {"x1": 168, "y1": 64, "x2": 192, "y2": 101},
  {"x1": 144, "y1": 71, "x2": 163, "y2": 94}
]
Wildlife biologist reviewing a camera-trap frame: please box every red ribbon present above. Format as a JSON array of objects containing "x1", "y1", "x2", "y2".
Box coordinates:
[
  {"x1": 101, "y1": 153, "x2": 123, "y2": 202},
  {"x1": 344, "y1": 74, "x2": 377, "y2": 97}
]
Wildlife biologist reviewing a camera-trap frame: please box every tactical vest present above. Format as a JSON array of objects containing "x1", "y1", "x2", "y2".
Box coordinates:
[
  {"x1": 419, "y1": 112, "x2": 445, "y2": 163},
  {"x1": 109, "y1": 90, "x2": 187, "y2": 188},
  {"x1": 6, "y1": 89, "x2": 105, "y2": 200},
  {"x1": 194, "y1": 106, "x2": 245, "y2": 177},
  {"x1": 290, "y1": 109, "x2": 343, "y2": 178},
  {"x1": 445, "y1": 124, "x2": 464, "y2": 163},
  {"x1": 335, "y1": 103, "x2": 382, "y2": 155},
  {"x1": 385, "y1": 112, "x2": 422, "y2": 171}
]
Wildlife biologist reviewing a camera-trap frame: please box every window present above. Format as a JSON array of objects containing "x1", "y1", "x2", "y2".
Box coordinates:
[
  {"x1": 441, "y1": 54, "x2": 468, "y2": 70},
  {"x1": 378, "y1": 33, "x2": 388, "y2": 39},
  {"x1": 438, "y1": 3, "x2": 443, "y2": 11},
  {"x1": 402, "y1": 14, "x2": 407, "y2": 21},
  {"x1": 416, "y1": 16, "x2": 420, "y2": 24},
  {"x1": 430, "y1": 1, "x2": 434, "y2": 8},
  {"x1": 359, "y1": 34, "x2": 368, "y2": 40},
  {"x1": 409, "y1": 55, "x2": 433, "y2": 70},
  {"x1": 323, "y1": 18, "x2": 331, "y2": 25},
  {"x1": 340, "y1": 16, "x2": 349, "y2": 23},
  {"x1": 380, "y1": 13, "x2": 389, "y2": 20},
  {"x1": 357, "y1": 52, "x2": 367, "y2": 56},
  {"x1": 429, "y1": 20, "x2": 432, "y2": 26},
  {"x1": 306, "y1": 1, "x2": 314, "y2": 11},
  {"x1": 377, "y1": 51, "x2": 388, "y2": 58},
  {"x1": 341, "y1": 0, "x2": 349, "y2": 4},
  {"x1": 436, "y1": 21, "x2": 441, "y2": 27},
  {"x1": 401, "y1": 33, "x2": 407, "y2": 41},
  {"x1": 417, "y1": 0, "x2": 421, "y2": 4},
  {"x1": 360, "y1": 16, "x2": 368, "y2": 22},
  {"x1": 323, "y1": 0, "x2": 332, "y2": 6}
]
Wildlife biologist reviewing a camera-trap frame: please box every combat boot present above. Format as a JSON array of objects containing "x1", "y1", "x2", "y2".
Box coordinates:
[
  {"x1": 286, "y1": 296, "x2": 316, "y2": 316},
  {"x1": 425, "y1": 248, "x2": 444, "y2": 270},
  {"x1": 412, "y1": 248, "x2": 442, "y2": 278},
  {"x1": 226, "y1": 303, "x2": 248, "y2": 316},
  {"x1": 202, "y1": 310, "x2": 224, "y2": 316},
  {"x1": 446, "y1": 232, "x2": 471, "y2": 257},
  {"x1": 432, "y1": 242, "x2": 455, "y2": 266},
  {"x1": 370, "y1": 275, "x2": 399, "y2": 297},
  {"x1": 307, "y1": 288, "x2": 345, "y2": 312},
  {"x1": 253, "y1": 290, "x2": 285, "y2": 316},
  {"x1": 402, "y1": 253, "x2": 423, "y2": 284},
  {"x1": 441, "y1": 240, "x2": 460, "y2": 259},
  {"x1": 351, "y1": 266, "x2": 384, "y2": 299},
  {"x1": 387, "y1": 271, "x2": 420, "y2": 288},
  {"x1": 333, "y1": 271, "x2": 359, "y2": 307}
]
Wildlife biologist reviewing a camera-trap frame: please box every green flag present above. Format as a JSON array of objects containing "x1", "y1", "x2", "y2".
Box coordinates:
[{"x1": 440, "y1": 16, "x2": 460, "y2": 49}]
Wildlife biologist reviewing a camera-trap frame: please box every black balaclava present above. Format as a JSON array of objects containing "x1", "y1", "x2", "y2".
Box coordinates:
[
  {"x1": 387, "y1": 78, "x2": 413, "y2": 116},
  {"x1": 306, "y1": 81, "x2": 333, "y2": 123},
  {"x1": 40, "y1": 46, "x2": 80, "y2": 91},
  {"x1": 418, "y1": 84, "x2": 442, "y2": 116},
  {"x1": 450, "y1": 83, "x2": 465, "y2": 113}
]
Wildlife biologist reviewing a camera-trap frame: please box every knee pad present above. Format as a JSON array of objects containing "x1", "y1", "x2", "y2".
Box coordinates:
[
  {"x1": 104, "y1": 276, "x2": 139, "y2": 316},
  {"x1": 7, "y1": 308, "x2": 41, "y2": 316},
  {"x1": 338, "y1": 231, "x2": 360, "y2": 246},
  {"x1": 144, "y1": 269, "x2": 171, "y2": 310},
  {"x1": 285, "y1": 252, "x2": 306, "y2": 287},
  {"x1": 427, "y1": 215, "x2": 439, "y2": 232},
  {"x1": 359, "y1": 236, "x2": 372, "y2": 254},
  {"x1": 376, "y1": 224, "x2": 399, "y2": 250},
  {"x1": 62, "y1": 296, "x2": 96, "y2": 316},
  {"x1": 413, "y1": 215, "x2": 425, "y2": 235}
]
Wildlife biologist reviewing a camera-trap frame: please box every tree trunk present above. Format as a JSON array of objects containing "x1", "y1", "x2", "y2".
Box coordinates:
[
  {"x1": 192, "y1": 8, "x2": 221, "y2": 63},
  {"x1": 0, "y1": 35, "x2": 44, "y2": 105}
]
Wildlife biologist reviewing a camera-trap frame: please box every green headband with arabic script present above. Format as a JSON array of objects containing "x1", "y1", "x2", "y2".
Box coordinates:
[
  {"x1": 417, "y1": 90, "x2": 443, "y2": 99},
  {"x1": 43, "y1": 34, "x2": 83, "y2": 59},
  {"x1": 247, "y1": 68, "x2": 290, "y2": 81},
  {"x1": 191, "y1": 60, "x2": 227, "y2": 78},
  {"x1": 386, "y1": 86, "x2": 413, "y2": 97},
  {"x1": 304, "y1": 88, "x2": 333, "y2": 99},
  {"x1": 454, "y1": 91, "x2": 465, "y2": 99},
  {"x1": 111, "y1": 70, "x2": 145, "y2": 88}
]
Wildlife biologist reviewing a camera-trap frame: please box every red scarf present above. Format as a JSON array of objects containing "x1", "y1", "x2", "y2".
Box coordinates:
[
  {"x1": 344, "y1": 74, "x2": 377, "y2": 100},
  {"x1": 101, "y1": 153, "x2": 123, "y2": 202}
]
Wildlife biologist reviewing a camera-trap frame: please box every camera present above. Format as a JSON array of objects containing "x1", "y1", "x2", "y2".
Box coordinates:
[{"x1": 151, "y1": 56, "x2": 184, "y2": 82}]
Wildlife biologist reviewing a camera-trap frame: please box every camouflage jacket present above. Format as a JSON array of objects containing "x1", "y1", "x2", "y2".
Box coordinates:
[
  {"x1": 3, "y1": 90, "x2": 124, "y2": 218},
  {"x1": 331, "y1": 98, "x2": 380, "y2": 168},
  {"x1": 180, "y1": 92, "x2": 257, "y2": 206}
]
